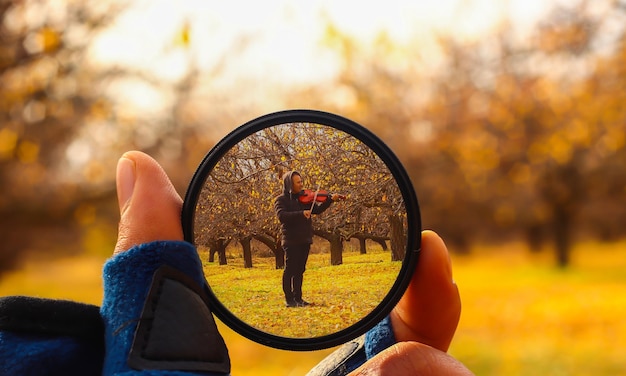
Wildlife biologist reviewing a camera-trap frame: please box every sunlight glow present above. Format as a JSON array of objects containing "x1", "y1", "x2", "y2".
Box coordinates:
[
  {"x1": 82, "y1": 0, "x2": 554, "y2": 140},
  {"x1": 89, "y1": 0, "x2": 551, "y2": 82}
]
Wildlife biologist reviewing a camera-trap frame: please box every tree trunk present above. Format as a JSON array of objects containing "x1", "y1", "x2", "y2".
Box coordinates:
[
  {"x1": 540, "y1": 163, "x2": 583, "y2": 268},
  {"x1": 218, "y1": 242, "x2": 227, "y2": 265},
  {"x1": 358, "y1": 236, "x2": 366, "y2": 254},
  {"x1": 351, "y1": 233, "x2": 389, "y2": 254},
  {"x1": 275, "y1": 243, "x2": 285, "y2": 269},
  {"x1": 241, "y1": 236, "x2": 253, "y2": 268},
  {"x1": 389, "y1": 214, "x2": 405, "y2": 261},
  {"x1": 525, "y1": 222, "x2": 545, "y2": 253},
  {"x1": 553, "y1": 206, "x2": 571, "y2": 268},
  {"x1": 209, "y1": 247, "x2": 215, "y2": 263},
  {"x1": 329, "y1": 233, "x2": 343, "y2": 266},
  {"x1": 209, "y1": 239, "x2": 229, "y2": 265},
  {"x1": 374, "y1": 237, "x2": 388, "y2": 251},
  {"x1": 314, "y1": 230, "x2": 344, "y2": 265},
  {"x1": 253, "y1": 233, "x2": 284, "y2": 269}
]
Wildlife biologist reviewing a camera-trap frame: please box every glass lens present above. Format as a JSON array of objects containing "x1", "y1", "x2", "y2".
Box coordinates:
[{"x1": 191, "y1": 122, "x2": 408, "y2": 339}]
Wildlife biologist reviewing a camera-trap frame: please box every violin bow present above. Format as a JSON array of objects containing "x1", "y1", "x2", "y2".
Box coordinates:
[{"x1": 310, "y1": 183, "x2": 321, "y2": 212}]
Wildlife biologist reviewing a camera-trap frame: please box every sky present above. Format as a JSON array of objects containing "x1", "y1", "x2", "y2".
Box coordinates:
[
  {"x1": 88, "y1": 0, "x2": 555, "y2": 85},
  {"x1": 67, "y1": 0, "x2": 563, "y2": 174}
]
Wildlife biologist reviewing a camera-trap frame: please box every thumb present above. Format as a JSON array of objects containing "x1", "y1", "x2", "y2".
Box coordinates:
[
  {"x1": 390, "y1": 230, "x2": 461, "y2": 351},
  {"x1": 114, "y1": 151, "x2": 184, "y2": 255}
]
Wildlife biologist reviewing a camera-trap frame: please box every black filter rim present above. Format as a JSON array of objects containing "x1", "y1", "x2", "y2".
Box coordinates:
[{"x1": 182, "y1": 109, "x2": 421, "y2": 351}]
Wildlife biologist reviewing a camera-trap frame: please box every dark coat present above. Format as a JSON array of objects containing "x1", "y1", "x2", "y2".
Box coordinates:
[{"x1": 274, "y1": 171, "x2": 333, "y2": 247}]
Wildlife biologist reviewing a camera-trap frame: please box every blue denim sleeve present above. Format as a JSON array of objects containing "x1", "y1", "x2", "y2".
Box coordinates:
[{"x1": 364, "y1": 315, "x2": 396, "y2": 360}]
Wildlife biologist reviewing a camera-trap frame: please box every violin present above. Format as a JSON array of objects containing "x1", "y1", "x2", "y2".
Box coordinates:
[{"x1": 298, "y1": 189, "x2": 347, "y2": 205}]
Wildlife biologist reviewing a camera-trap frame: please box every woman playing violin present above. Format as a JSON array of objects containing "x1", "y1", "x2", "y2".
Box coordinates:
[{"x1": 273, "y1": 171, "x2": 343, "y2": 308}]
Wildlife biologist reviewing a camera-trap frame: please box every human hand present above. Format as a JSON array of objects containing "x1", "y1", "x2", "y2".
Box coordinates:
[
  {"x1": 114, "y1": 151, "x2": 184, "y2": 254},
  {"x1": 112, "y1": 151, "x2": 471, "y2": 375},
  {"x1": 303, "y1": 210, "x2": 311, "y2": 219},
  {"x1": 349, "y1": 230, "x2": 473, "y2": 375},
  {"x1": 108, "y1": 151, "x2": 230, "y2": 375}
]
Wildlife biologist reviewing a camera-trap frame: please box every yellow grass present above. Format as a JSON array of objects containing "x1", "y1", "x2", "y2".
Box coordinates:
[
  {"x1": 203, "y1": 249, "x2": 402, "y2": 338},
  {"x1": 449, "y1": 240, "x2": 626, "y2": 375},
  {"x1": 0, "y1": 240, "x2": 624, "y2": 375},
  {"x1": 0, "y1": 256, "x2": 104, "y2": 304}
]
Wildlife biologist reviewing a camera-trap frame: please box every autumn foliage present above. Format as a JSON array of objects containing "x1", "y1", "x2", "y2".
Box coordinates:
[
  {"x1": 1, "y1": 0, "x2": 625, "y2": 271},
  {"x1": 193, "y1": 123, "x2": 407, "y2": 268}
]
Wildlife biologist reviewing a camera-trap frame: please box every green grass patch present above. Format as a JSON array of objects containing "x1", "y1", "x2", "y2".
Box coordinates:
[{"x1": 202, "y1": 248, "x2": 402, "y2": 338}]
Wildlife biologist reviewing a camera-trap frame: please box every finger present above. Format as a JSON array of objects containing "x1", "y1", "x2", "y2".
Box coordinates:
[
  {"x1": 114, "y1": 151, "x2": 184, "y2": 255},
  {"x1": 390, "y1": 230, "x2": 461, "y2": 351},
  {"x1": 349, "y1": 341, "x2": 473, "y2": 376}
]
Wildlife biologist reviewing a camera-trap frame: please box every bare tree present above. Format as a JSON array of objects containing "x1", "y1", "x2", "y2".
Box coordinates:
[{"x1": 194, "y1": 122, "x2": 406, "y2": 267}]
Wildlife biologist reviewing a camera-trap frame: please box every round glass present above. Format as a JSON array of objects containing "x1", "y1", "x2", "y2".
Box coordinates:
[{"x1": 182, "y1": 109, "x2": 421, "y2": 350}]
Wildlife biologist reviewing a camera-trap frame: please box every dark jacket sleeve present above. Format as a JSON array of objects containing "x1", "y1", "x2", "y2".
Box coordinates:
[
  {"x1": 274, "y1": 195, "x2": 305, "y2": 223},
  {"x1": 0, "y1": 296, "x2": 104, "y2": 376}
]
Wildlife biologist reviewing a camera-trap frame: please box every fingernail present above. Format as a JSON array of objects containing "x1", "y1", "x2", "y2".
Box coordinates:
[{"x1": 116, "y1": 156, "x2": 136, "y2": 213}]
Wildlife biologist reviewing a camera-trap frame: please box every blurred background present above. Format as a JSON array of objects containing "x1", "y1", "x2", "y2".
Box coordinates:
[{"x1": 1, "y1": 0, "x2": 625, "y2": 374}]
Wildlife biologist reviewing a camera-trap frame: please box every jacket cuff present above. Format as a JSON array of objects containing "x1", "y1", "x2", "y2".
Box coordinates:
[
  {"x1": 100, "y1": 241, "x2": 229, "y2": 375},
  {"x1": 306, "y1": 316, "x2": 397, "y2": 376},
  {"x1": 364, "y1": 315, "x2": 396, "y2": 359}
]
